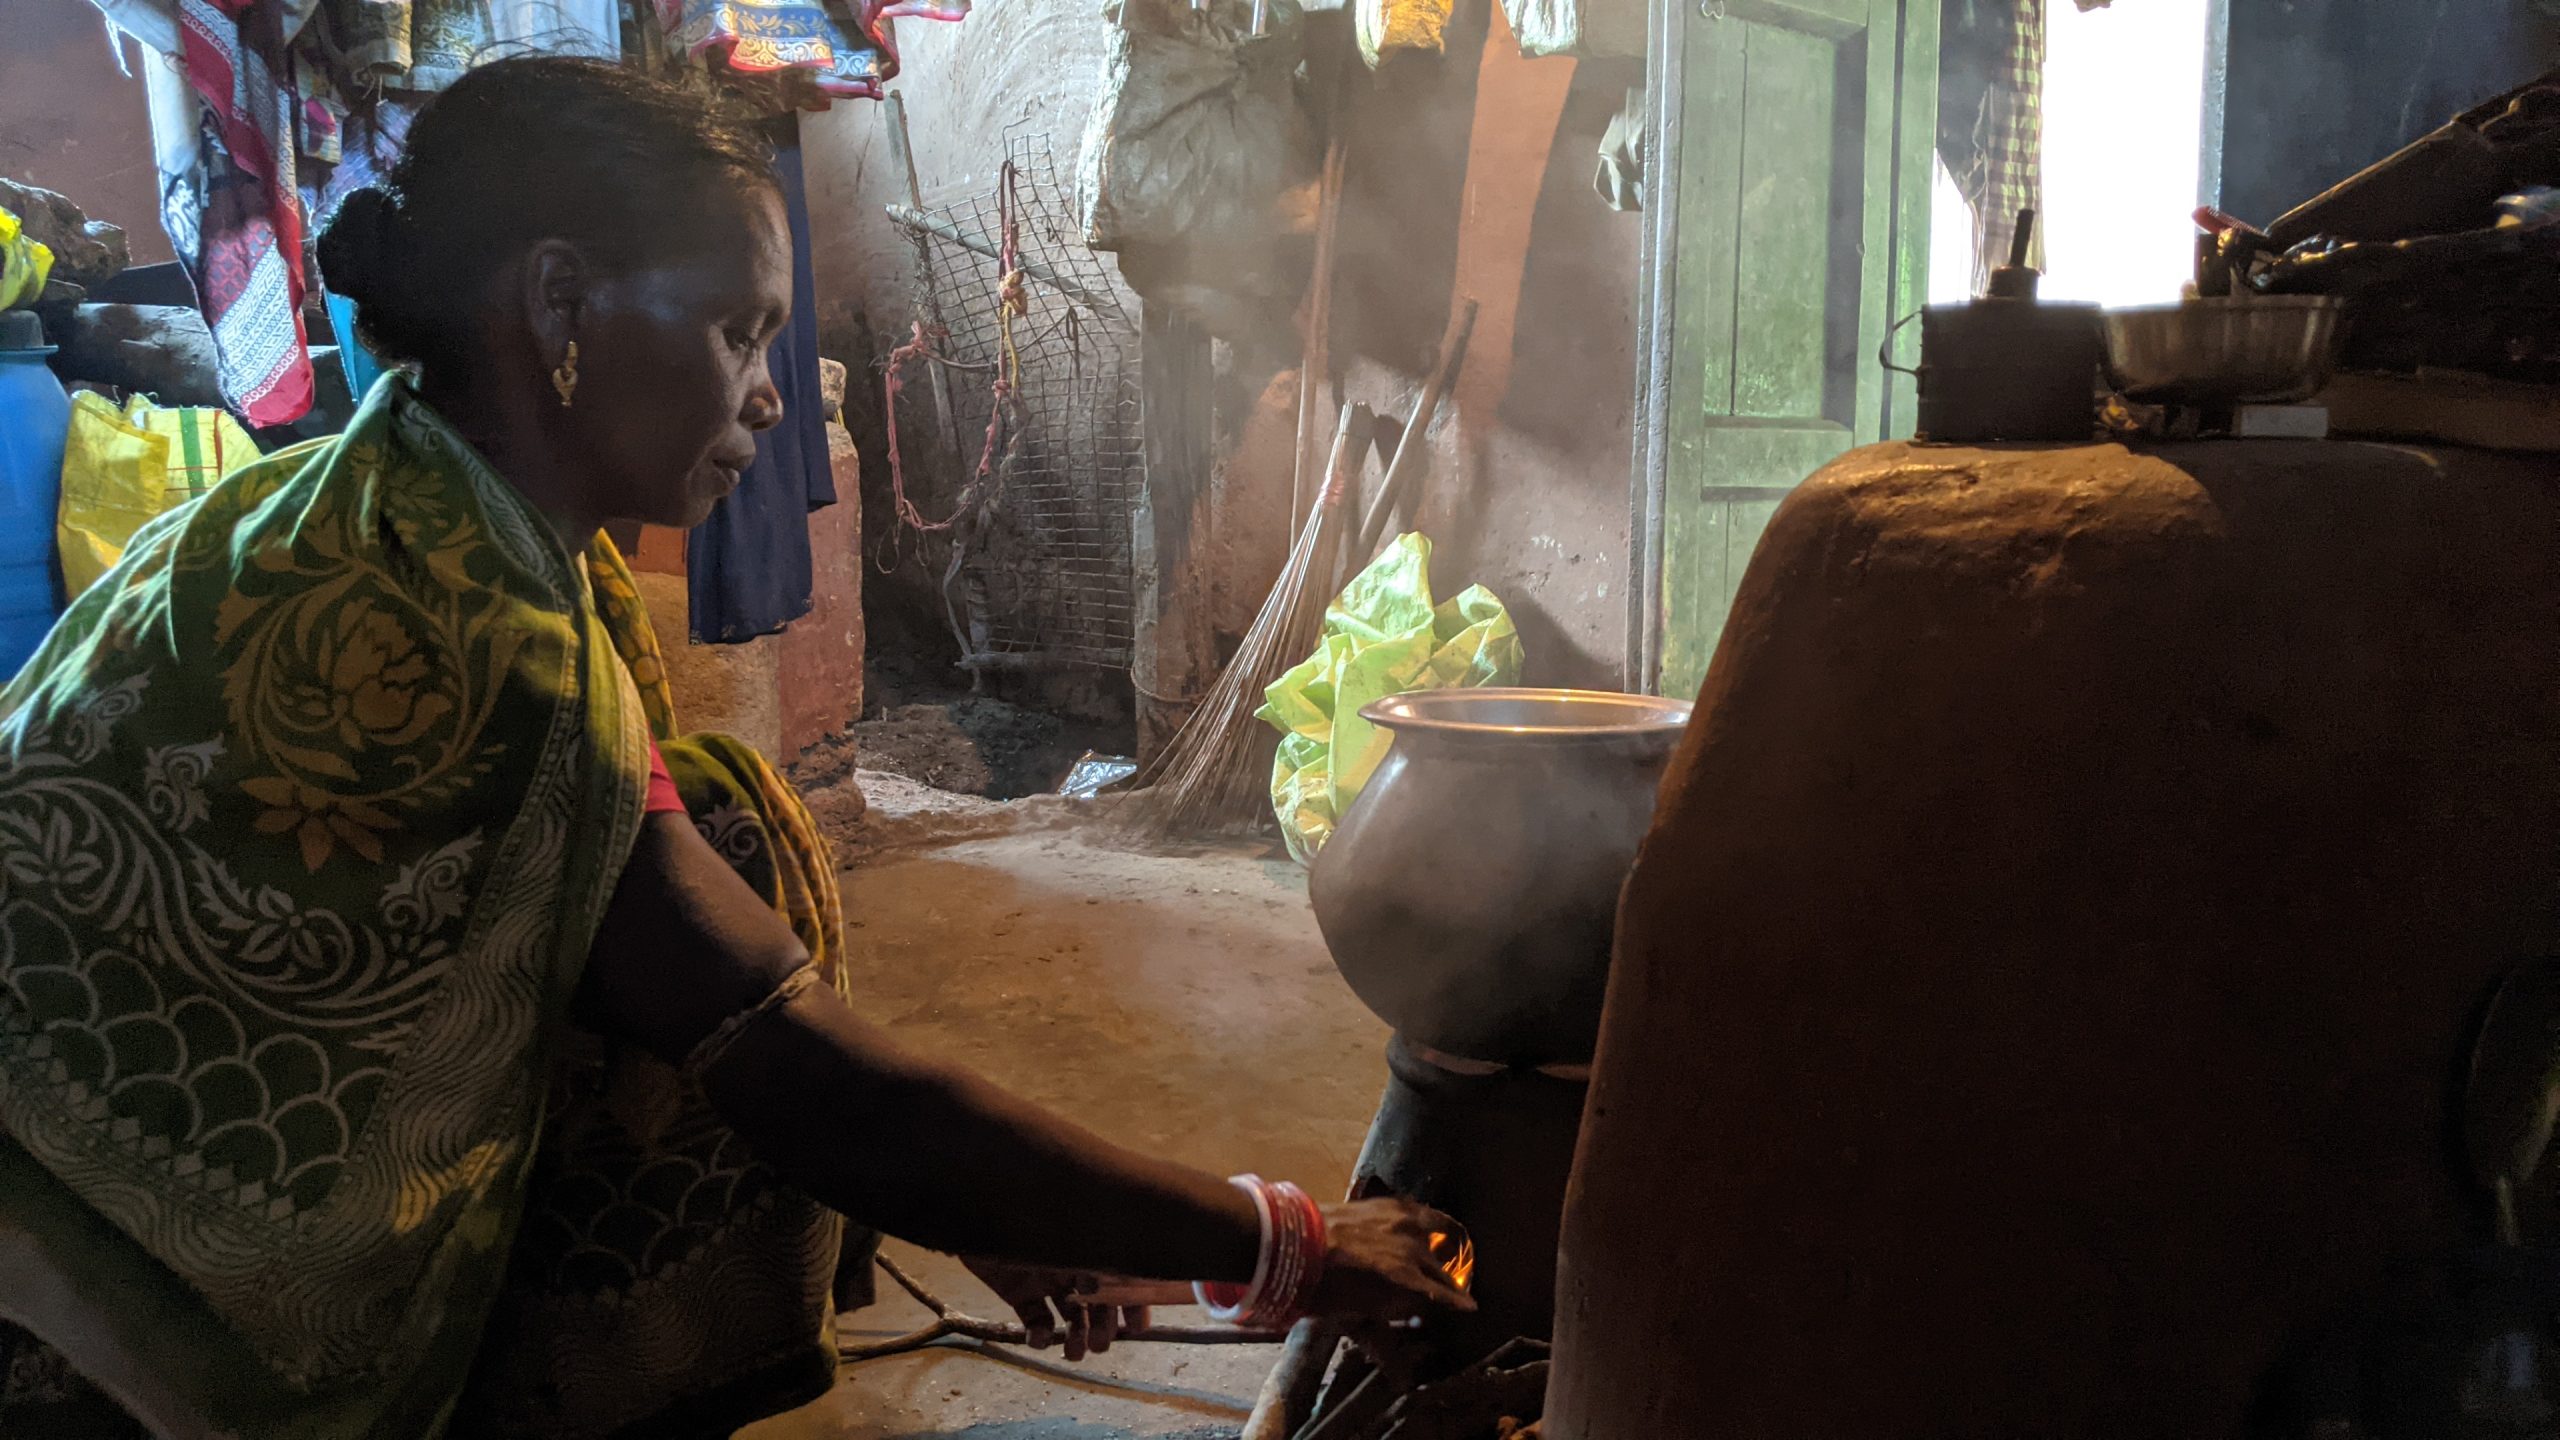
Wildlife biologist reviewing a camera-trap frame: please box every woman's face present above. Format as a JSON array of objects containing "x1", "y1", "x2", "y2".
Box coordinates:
[{"x1": 564, "y1": 183, "x2": 793, "y2": 530}]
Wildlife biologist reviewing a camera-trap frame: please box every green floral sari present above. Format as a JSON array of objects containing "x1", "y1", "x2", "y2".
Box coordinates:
[{"x1": 0, "y1": 377, "x2": 862, "y2": 1439}]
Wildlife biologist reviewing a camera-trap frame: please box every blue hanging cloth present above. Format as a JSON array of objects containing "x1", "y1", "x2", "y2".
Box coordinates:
[
  {"x1": 686, "y1": 112, "x2": 838, "y2": 644},
  {"x1": 325, "y1": 292, "x2": 386, "y2": 400}
]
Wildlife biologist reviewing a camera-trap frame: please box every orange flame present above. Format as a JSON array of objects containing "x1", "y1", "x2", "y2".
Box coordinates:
[{"x1": 1430, "y1": 1229, "x2": 1476, "y2": 1292}]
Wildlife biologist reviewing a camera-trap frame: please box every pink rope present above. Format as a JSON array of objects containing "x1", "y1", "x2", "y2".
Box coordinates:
[{"x1": 881, "y1": 161, "x2": 1030, "y2": 538}]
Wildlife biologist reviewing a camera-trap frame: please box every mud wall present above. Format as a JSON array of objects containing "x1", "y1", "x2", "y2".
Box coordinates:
[
  {"x1": 1331, "y1": 1, "x2": 1640, "y2": 690},
  {"x1": 632, "y1": 432, "x2": 865, "y2": 761},
  {"x1": 779, "y1": 429, "x2": 869, "y2": 754},
  {"x1": 803, "y1": 0, "x2": 1640, "y2": 691},
  {"x1": 2213, "y1": 0, "x2": 2560, "y2": 228},
  {"x1": 0, "y1": 2, "x2": 172, "y2": 265}
]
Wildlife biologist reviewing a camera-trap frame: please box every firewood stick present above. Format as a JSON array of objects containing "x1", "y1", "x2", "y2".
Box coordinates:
[
  {"x1": 1081, "y1": 1280, "x2": 1200, "y2": 1307},
  {"x1": 1240, "y1": 1316, "x2": 1345, "y2": 1440},
  {"x1": 839, "y1": 1313, "x2": 1283, "y2": 1362},
  {"x1": 841, "y1": 1255, "x2": 1285, "y2": 1363}
]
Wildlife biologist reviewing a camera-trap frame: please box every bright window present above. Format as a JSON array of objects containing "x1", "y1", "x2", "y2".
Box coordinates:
[
  {"x1": 1930, "y1": 0, "x2": 2215, "y2": 307},
  {"x1": 2039, "y1": 0, "x2": 2215, "y2": 305}
]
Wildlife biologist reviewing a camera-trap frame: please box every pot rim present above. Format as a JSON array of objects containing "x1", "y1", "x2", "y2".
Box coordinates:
[{"x1": 1357, "y1": 687, "x2": 1694, "y2": 743}]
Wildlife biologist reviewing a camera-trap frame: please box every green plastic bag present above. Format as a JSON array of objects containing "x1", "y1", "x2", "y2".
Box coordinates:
[
  {"x1": 0, "y1": 204, "x2": 52, "y2": 311},
  {"x1": 1258, "y1": 533, "x2": 1522, "y2": 862}
]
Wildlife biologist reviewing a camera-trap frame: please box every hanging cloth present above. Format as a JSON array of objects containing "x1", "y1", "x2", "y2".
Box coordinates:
[
  {"x1": 315, "y1": 0, "x2": 415, "y2": 82},
  {"x1": 684, "y1": 115, "x2": 838, "y2": 644},
  {"x1": 655, "y1": 0, "x2": 896, "y2": 99},
  {"x1": 90, "y1": 0, "x2": 181, "y2": 57},
  {"x1": 407, "y1": 0, "x2": 622, "y2": 91},
  {"x1": 172, "y1": 0, "x2": 316, "y2": 427},
  {"x1": 1955, "y1": 0, "x2": 2046, "y2": 289}
]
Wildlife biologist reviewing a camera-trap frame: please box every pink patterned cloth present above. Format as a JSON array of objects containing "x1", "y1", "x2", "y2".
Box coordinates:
[
  {"x1": 655, "y1": 0, "x2": 967, "y2": 100},
  {"x1": 176, "y1": 0, "x2": 314, "y2": 427}
]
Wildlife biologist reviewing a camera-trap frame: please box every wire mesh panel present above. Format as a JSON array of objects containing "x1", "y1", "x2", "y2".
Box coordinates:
[{"x1": 909, "y1": 130, "x2": 1146, "y2": 669}]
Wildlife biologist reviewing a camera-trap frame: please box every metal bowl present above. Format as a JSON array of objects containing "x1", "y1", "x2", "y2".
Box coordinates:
[{"x1": 2100, "y1": 296, "x2": 2346, "y2": 405}]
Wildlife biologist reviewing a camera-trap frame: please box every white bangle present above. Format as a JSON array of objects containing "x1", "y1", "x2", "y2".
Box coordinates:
[{"x1": 1193, "y1": 1173, "x2": 1273, "y2": 1321}]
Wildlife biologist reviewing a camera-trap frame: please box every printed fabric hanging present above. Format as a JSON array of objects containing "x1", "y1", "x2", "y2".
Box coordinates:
[
  {"x1": 655, "y1": 0, "x2": 969, "y2": 100},
  {"x1": 1939, "y1": 0, "x2": 2054, "y2": 292},
  {"x1": 173, "y1": 0, "x2": 317, "y2": 428}
]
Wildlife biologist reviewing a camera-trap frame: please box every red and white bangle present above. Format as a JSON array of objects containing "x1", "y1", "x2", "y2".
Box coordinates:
[{"x1": 1196, "y1": 1174, "x2": 1328, "y2": 1326}]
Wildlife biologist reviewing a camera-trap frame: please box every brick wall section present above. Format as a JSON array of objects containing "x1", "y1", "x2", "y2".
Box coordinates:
[
  {"x1": 779, "y1": 427, "x2": 866, "y2": 754},
  {"x1": 629, "y1": 424, "x2": 863, "y2": 761}
]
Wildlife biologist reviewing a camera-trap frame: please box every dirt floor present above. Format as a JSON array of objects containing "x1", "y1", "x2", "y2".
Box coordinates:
[{"x1": 741, "y1": 780, "x2": 1389, "y2": 1439}]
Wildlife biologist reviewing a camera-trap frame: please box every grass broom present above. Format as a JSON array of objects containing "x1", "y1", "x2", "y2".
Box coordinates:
[{"x1": 1117, "y1": 402, "x2": 1376, "y2": 842}]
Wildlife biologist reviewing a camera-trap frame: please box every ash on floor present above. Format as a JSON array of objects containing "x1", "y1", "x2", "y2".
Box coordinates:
[
  {"x1": 855, "y1": 631, "x2": 1131, "y2": 801},
  {"x1": 852, "y1": 698, "x2": 1118, "y2": 800}
]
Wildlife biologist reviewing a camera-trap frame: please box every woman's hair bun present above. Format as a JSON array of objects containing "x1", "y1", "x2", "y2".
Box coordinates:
[{"x1": 316, "y1": 188, "x2": 402, "y2": 308}]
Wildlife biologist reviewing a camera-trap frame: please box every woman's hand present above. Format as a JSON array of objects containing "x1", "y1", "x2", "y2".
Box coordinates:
[
  {"x1": 1307, "y1": 1198, "x2": 1477, "y2": 1324},
  {"x1": 961, "y1": 1256, "x2": 1148, "y2": 1362},
  {"x1": 957, "y1": 1197, "x2": 1465, "y2": 1360}
]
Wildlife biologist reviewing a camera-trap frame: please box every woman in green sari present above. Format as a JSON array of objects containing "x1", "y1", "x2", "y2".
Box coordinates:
[{"x1": 0, "y1": 57, "x2": 1466, "y2": 1440}]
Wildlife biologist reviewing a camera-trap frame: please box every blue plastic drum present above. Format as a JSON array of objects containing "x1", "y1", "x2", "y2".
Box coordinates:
[{"x1": 0, "y1": 311, "x2": 68, "y2": 680}]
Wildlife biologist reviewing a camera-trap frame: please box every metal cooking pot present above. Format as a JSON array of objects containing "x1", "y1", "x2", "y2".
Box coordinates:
[
  {"x1": 2100, "y1": 295, "x2": 2345, "y2": 405},
  {"x1": 1308, "y1": 688, "x2": 1692, "y2": 1066}
]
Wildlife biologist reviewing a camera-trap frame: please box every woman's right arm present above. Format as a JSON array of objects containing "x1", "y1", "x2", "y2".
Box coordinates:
[{"x1": 576, "y1": 813, "x2": 1469, "y2": 1318}]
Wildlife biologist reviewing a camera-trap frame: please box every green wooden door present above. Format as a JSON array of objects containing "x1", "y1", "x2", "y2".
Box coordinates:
[{"x1": 1648, "y1": 0, "x2": 1936, "y2": 699}]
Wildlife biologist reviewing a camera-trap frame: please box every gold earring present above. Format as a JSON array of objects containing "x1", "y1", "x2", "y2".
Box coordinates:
[{"x1": 551, "y1": 341, "x2": 579, "y2": 409}]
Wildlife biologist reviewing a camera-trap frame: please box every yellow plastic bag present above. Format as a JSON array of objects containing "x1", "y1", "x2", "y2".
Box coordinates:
[
  {"x1": 58, "y1": 393, "x2": 259, "y2": 599},
  {"x1": 0, "y1": 205, "x2": 54, "y2": 311},
  {"x1": 1259, "y1": 533, "x2": 1522, "y2": 862},
  {"x1": 1357, "y1": 0, "x2": 1452, "y2": 65}
]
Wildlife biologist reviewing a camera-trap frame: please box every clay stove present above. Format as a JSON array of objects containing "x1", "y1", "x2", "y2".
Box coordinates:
[{"x1": 1549, "y1": 439, "x2": 2560, "y2": 1439}]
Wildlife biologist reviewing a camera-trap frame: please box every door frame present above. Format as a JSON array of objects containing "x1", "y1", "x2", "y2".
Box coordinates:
[
  {"x1": 1623, "y1": 0, "x2": 1689, "y2": 693},
  {"x1": 1624, "y1": 0, "x2": 1938, "y2": 694}
]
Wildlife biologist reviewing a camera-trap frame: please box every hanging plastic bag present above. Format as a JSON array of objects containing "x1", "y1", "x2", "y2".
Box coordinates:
[
  {"x1": 1358, "y1": 0, "x2": 1452, "y2": 66},
  {"x1": 1500, "y1": 0, "x2": 1643, "y2": 59},
  {"x1": 1258, "y1": 533, "x2": 1522, "y2": 863},
  {"x1": 1076, "y1": 0, "x2": 1305, "y2": 254},
  {"x1": 58, "y1": 392, "x2": 258, "y2": 600}
]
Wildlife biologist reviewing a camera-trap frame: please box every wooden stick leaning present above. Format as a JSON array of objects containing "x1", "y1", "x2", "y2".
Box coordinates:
[
  {"x1": 1292, "y1": 132, "x2": 1351, "y2": 529},
  {"x1": 1352, "y1": 297, "x2": 1480, "y2": 564},
  {"x1": 883, "y1": 93, "x2": 967, "y2": 470},
  {"x1": 1291, "y1": 27, "x2": 1358, "y2": 529},
  {"x1": 884, "y1": 203, "x2": 1128, "y2": 321}
]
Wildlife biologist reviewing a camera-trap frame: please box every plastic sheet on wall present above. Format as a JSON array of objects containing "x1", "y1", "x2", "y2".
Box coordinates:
[
  {"x1": 1358, "y1": 0, "x2": 1450, "y2": 65},
  {"x1": 1076, "y1": 0, "x2": 1305, "y2": 253}
]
